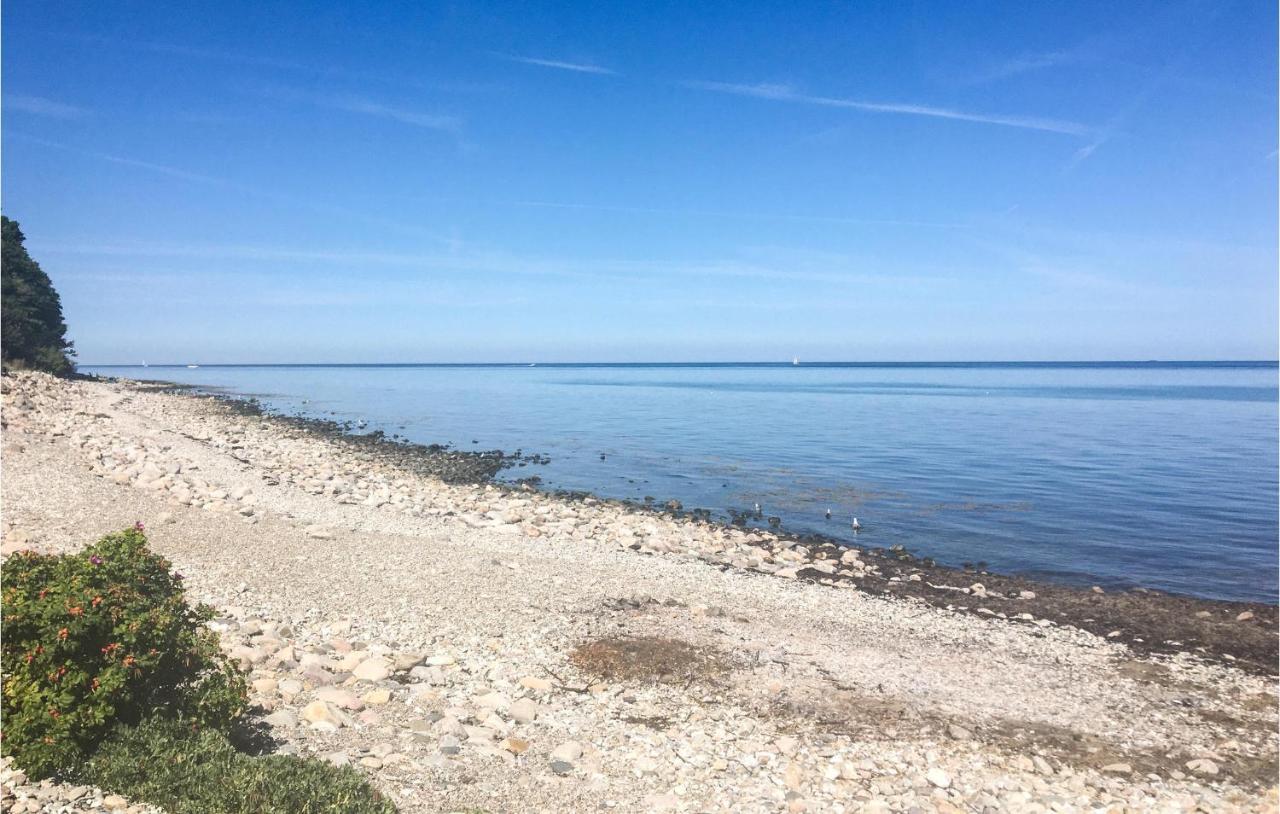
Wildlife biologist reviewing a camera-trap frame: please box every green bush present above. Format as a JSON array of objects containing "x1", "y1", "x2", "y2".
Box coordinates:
[
  {"x1": 1, "y1": 526, "x2": 247, "y2": 778},
  {"x1": 84, "y1": 717, "x2": 397, "y2": 814}
]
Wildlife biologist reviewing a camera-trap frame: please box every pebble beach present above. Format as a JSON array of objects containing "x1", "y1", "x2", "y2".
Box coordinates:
[{"x1": 1, "y1": 371, "x2": 1276, "y2": 813}]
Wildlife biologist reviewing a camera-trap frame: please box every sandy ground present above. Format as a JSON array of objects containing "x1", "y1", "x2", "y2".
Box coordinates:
[{"x1": 1, "y1": 372, "x2": 1276, "y2": 813}]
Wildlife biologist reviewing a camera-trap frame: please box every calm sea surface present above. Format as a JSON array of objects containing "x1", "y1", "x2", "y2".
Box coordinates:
[{"x1": 84, "y1": 363, "x2": 1279, "y2": 603}]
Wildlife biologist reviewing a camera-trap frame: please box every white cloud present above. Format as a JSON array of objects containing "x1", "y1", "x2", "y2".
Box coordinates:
[
  {"x1": 6, "y1": 94, "x2": 90, "y2": 118},
  {"x1": 252, "y1": 86, "x2": 461, "y2": 134},
  {"x1": 496, "y1": 53, "x2": 615, "y2": 75},
  {"x1": 683, "y1": 80, "x2": 1093, "y2": 136}
]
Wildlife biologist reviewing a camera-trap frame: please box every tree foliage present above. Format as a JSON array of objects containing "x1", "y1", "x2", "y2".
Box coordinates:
[{"x1": 2, "y1": 216, "x2": 75, "y2": 374}]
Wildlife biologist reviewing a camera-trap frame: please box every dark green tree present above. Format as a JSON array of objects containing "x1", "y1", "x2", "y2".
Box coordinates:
[{"x1": 2, "y1": 216, "x2": 75, "y2": 374}]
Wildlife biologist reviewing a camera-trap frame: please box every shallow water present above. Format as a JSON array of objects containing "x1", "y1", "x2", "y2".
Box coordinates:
[{"x1": 84, "y1": 362, "x2": 1279, "y2": 602}]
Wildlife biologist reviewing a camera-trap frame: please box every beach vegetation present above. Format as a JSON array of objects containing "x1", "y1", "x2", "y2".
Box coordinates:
[
  {"x1": 0, "y1": 525, "x2": 247, "y2": 778},
  {"x1": 1, "y1": 216, "x2": 75, "y2": 375},
  {"x1": 1, "y1": 525, "x2": 396, "y2": 811},
  {"x1": 83, "y1": 716, "x2": 397, "y2": 814}
]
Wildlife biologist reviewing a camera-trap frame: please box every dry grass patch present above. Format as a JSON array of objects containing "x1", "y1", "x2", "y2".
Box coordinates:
[{"x1": 569, "y1": 635, "x2": 730, "y2": 685}]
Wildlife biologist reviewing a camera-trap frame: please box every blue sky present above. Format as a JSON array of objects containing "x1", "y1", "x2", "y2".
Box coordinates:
[{"x1": 3, "y1": 0, "x2": 1276, "y2": 363}]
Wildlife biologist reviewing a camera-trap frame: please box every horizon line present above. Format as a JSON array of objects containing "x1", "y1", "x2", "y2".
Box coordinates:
[{"x1": 78, "y1": 359, "x2": 1280, "y2": 367}]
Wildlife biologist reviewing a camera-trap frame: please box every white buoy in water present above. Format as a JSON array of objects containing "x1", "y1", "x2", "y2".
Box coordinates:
[{"x1": 851, "y1": 517, "x2": 862, "y2": 532}]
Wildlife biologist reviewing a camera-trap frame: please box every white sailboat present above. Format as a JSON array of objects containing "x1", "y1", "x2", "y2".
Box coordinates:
[{"x1": 792, "y1": 356, "x2": 800, "y2": 366}]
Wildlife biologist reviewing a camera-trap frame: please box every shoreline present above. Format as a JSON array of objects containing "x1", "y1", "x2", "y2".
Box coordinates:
[
  {"x1": 119, "y1": 373, "x2": 1279, "y2": 674},
  {"x1": 4, "y1": 370, "x2": 1277, "y2": 812}
]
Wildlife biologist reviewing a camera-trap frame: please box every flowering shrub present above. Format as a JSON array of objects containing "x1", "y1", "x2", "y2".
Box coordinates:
[{"x1": 1, "y1": 526, "x2": 247, "y2": 778}]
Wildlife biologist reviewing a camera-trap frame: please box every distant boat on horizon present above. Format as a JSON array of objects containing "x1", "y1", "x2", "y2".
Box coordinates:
[
  {"x1": 142, "y1": 359, "x2": 148, "y2": 367},
  {"x1": 187, "y1": 364, "x2": 199, "y2": 368},
  {"x1": 792, "y1": 356, "x2": 800, "y2": 366}
]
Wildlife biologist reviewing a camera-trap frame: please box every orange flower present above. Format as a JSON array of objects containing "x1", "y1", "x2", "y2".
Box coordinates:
[
  {"x1": 68, "y1": 606, "x2": 83, "y2": 617},
  {"x1": 57, "y1": 627, "x2": 69, "y2": 640},
  {"x1": 122, "y1": 655, "x2": 136, "y2": 667},
  {"x1": 91, "y1": 596, "x2": 103, "y2": 608}
]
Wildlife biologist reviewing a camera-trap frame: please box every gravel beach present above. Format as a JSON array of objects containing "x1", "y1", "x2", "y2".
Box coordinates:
[{"x1": 2, "y1": 371, "x2": 1276, "y2": 813}]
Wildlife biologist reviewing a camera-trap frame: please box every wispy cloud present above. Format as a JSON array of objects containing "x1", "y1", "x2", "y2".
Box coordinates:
[
  {"x1": 129, "y1": 39, "x2": 303, "y2": 71},
  {"x1": 511, "y1": 199, "x2": 967, "y2": 229},
  {"x1": 323, "y1": 95, "x2": 461, "y2": 132},
  {"x1": 682, "y1": 81, "x2": 1093, "y2": 136},
  {"x1": 1064, "y1": 68, "x2": 1166, "y2": 170},
  {"x1": 6, "y1": 94, "x2": 90, "y2": 119},
  {"x1": 959, "y1": 46, "x2": 1093, "y2": 85},
  {"x1": 9, "y1": 133, "x2": 452, "y2": 241},
  {"x1": 251, "y1": 85, "x2": 461, "y2": 134},
  {"x1": 495, "y1": 53, "x2": 615, "y2": 75},
  {"x1": 38, "y1": 239, "x2": 949, "y2": 289},
  {"x1": 1065, "y1": 138, "x2": 1107, "y2": 169},
  {"x1": 9, "y1": 133, "x2": 228, "y2": 184},
  {"x1": 980, "y1": 50, "x2": 1079, "y2": 81},
  {"x1": 55, "y1": 33, "x2": 496, "y2": 94}
]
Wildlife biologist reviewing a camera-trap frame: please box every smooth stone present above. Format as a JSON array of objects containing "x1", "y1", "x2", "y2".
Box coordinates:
[
  {"x1": 1186, "y1": 758, "x2": 1219, "y2": 776},
  {"x1": 500, "y1": 737, "x2": 530, "y2": 755},
  {"x1": 251, "y1": 678, "x2": 278, "y2": 694},
  {"x1": 509, "y1": 698, "x2": 539, "y2": 724},
  {"x1": 315, "y1": 687, "x2": 364, "y2": 710},
  {"x1": 783, "y1": 761, "x2": 804, "y2": 789},
  {"x1": 551, "y1": 741, "x2": 583, "y2": 763},
  {"x1": 925, "y1": 767, "x2": 951, "y2": 789},
  {"x1": 520, "y1": 676, "x2": 553, "y2": 692},
  {"x1": 352, "y1": 656, "x2": 392, "y2": 682},
  {"x1": 362, "y1": 688, "x2": 391, "y2": 705},
  {"x1": 475, "y1": 691, "x2": 511, "y2": 711},
  {"x1": 550, "y1": 759, "x2": 574, "y2": 775},
  {"x1": 301, "y1": 700, "x2": 343, "y2": 729},
  {"x1": 393, "y1": 652, "x2": 425, "y2": 671}
]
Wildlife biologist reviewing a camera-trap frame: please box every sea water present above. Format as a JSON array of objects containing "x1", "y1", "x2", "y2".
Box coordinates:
[{"x1": 83, "y1": 362, "x2": 1279, "y2": 602}]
